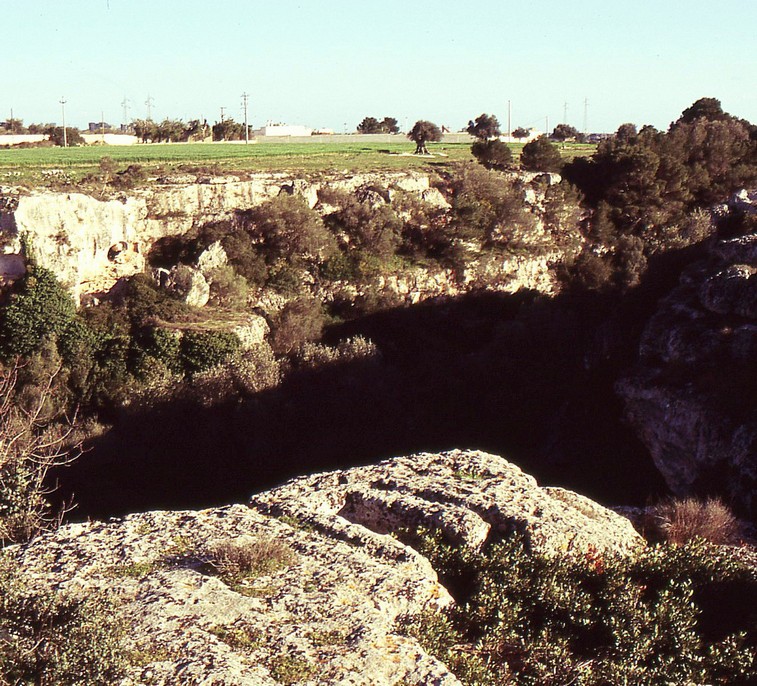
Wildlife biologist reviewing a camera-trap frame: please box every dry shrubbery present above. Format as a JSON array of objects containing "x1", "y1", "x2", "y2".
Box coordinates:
[
  {"x1": 205, "y1": 537, "x2": 297, "y2": 581},
  {"x1": 644, "y1": 497, "x2": 741, "y2": 545}
]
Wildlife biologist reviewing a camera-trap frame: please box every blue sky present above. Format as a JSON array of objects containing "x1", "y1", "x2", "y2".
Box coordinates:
[{"x1": 4, "y1": 0, "x2": 756, "y2": 133}]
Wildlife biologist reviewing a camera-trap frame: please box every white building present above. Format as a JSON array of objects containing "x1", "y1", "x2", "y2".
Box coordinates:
[{"x1": 252, "y1": 124, "x2": 312, "y2": 137}]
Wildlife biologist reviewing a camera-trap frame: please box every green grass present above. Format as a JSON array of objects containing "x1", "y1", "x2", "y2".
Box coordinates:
[{"x1": 0, "y1": 140, "x2": 596, "y2": 187}]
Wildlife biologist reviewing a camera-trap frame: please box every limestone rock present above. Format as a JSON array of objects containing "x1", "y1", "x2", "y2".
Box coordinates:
[
  {"x1": 197, "y1": 240, "x2": 228, "y2": 276},
  {"x1": 166, "y1": 264, "x2": 210, "y2": 307},
  {"x1": 6, "y1": 450, "x2": 640, "y2": 685},
  {"x1": 251, "y1": 450, "x2": 642, "y2": 556},
  {"x1": 618, "y1": 223, "x2": 757, "y2": 519}
]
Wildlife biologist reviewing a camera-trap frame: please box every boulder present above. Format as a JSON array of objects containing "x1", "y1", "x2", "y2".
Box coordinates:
[{"x1": 166, "y1": 264, "x2": 210, "y2": 307}]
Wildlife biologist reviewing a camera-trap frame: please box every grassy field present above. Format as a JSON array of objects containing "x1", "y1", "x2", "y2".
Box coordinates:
[{"x1": 0, "y1": 140, "x2": 596, "y2": 187}]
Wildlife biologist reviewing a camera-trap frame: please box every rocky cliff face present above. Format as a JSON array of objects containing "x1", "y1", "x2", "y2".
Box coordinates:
[
  {"x1": 617, "y1": 226, "x2": 757, "y2": 519},
  {"x1": 7, "y1": 450, "x2": 640, "y2": 685},
  {"x1": 0, "y1": 171, "x2": 581, "y2": 305}
]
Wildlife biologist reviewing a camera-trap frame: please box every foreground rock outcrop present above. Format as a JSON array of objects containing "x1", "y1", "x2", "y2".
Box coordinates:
[
  {"x1": 618, "y1": 230, "x2": 757, "y2": 519},
  {"x1": 8, "y1": 450, "x2": 640, "y2": 685}
]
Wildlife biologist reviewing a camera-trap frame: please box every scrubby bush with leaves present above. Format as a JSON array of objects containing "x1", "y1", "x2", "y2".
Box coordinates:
[
  {"x1": 269, "y1": 297, "x2": 325, "y2": 355},
  {"x1": 180, "y1": 330, "x2": 241, "y2": 375},
  {"x1": 520, "y1": 137, "x2": 562, "y2": 172},
  {"x1": 324, "y1": 191, "x2": 403, "y2": 261},
  {"x1": 0, "y1": 558, "x2": 129, "y2": 685},
  {"x1": 0, "y1": 266, "x2": 76, "y2": 360},
  {"x1": 448, "y1": 164, "x2": 535, "y2": 248},
  {"x1": 400, "y1": 532, "x2": 756, "y2": 685}
]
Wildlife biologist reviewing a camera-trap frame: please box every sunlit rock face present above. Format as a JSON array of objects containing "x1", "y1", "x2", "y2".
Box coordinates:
[
  {"x1": 8, "y1": 450, "x2": 640, "y2": 685},
  {"x1": 0, "y1": 170, "x2": 583, "y2": 304}
]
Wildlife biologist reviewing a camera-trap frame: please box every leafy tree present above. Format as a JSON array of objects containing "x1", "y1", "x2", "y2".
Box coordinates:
[
  {"x1": 357, "y1": 117, "x2": 382, "y2": 134},
  {"x1": 45, "y1": 126, "x2": 84, "y2": 147},
  {"x1": 551, "y1": 123, "x2": 581, "y2": 141},
  {"x1": 466, "y1": 113, "x2": 501, "y2": 140},
  {"x1": 0, "y1": 266, "x2": 76, "y2": 359},
  {"x1": 381, "y1": 116, "x2": 400, "y2": 134},
  {"x1": 520, "y1": 137, "x2": 562, "y2": 172},
  {"x1": 155, "y1": 118, "x2": 186, "y2": 143},
  {"x1": 403, "y1": 533, "x2": 757, "y2": 685},
  {"x1": 407, "y1": 120, "x2": 442, "y2": 154},
  {"x1": 1, "y1": 118, "x2": 26, "y2": 134},
  {"x1": 511, "y1": 126, "x2": 530, "y2": 140},
  {"x1": 241, "y1": 194, "x2": 336, "y2": 265},
  {"x1": 132, "y1": 118, "x2": 157, "y2": 143},
  {"x1": 449, "y1": 164, "x2": 534, "y2": 246},
  {"x1": 27, "y1": 123, "x2": 54, "y2": 135},
  {"x1": 676, "y1": 97, "x2": 728, "y2": 125},
  {"x1": 357, "y1": 116, "x2": 400, "y2": 134},
  {"x1": 615, "y1": 122, "x2": 638, "y2": 141},
  {"x1": 470, "y1": 139, "x2": 512, "y2": 171},
  {"x1": 212, "y1": 118, "x2": 246, "y2": 141}
]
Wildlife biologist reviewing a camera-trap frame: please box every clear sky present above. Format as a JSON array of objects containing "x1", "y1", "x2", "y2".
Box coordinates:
[{"x1": 4, "y1": 0, "x2": 756, "y2": 134}]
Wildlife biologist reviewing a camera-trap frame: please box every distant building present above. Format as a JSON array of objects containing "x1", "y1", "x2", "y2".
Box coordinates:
[
  {"x1": 252, "y1": 124, "x2": 312, "y2": 137},
  {"x1": 88, "y1": 121, "x2": 112, "y2": 132}
]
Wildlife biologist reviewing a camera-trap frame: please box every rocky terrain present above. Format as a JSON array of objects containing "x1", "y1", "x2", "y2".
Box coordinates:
[
  {"x1": 7, "y1": 450, "x2": 641, "y2": 685},
  {"x1": 0, "y1": 170, "x2": 580, "y2": 307},
  {"x1": 618, "y1": 190, "x2": 757, "y2": 519}
]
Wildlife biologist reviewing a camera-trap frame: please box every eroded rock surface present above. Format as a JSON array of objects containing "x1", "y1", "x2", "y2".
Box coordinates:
[
  {"x1": 0, "y1": 171, "x2": 582, "y2": 305},
  {"x1": 618, "y1": 231, "x2": 757, "y2": 518},
  {"x1": 8, "y1": 450, "x2": 640, "y2": 685}
]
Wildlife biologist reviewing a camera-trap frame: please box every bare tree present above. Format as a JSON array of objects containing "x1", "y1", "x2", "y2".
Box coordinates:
[{"x1": 0, "y1": 361, "x2": 79, "y2": 543}]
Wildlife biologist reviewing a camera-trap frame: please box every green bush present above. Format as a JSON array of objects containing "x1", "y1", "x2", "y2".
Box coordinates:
[
  {"x1": 269, "y1": 297, "x2": 325, "y2": 355},
  {"x1": 400, "y1": 533, "x2": 756, "y2": 685},
  {"x1": 0, "y1": 266, "x2": 76, "y2": 359},
  {"x1": 471, "y1": 139, "x2": 513, "y2": 171},
  {"x1": 520, "y1": 137, "x2": 563, "y2": 173},
  {"x1": 0, "y1": 559, "x2": 129, "y2": 685},
  {"x1": 180, "y1": 330, "x2": 241, "y2": 375},
  {"x1": 449, "y1": 164, "x2": 535, "y2": 247}
]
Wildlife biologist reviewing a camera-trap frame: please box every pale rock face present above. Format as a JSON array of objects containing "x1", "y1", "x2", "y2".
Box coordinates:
[
  {"x1": 618, "y1": 226, "x2": 757, "y2": 518},
  {"x1": 197, "y1": 241, "x2": 228, "y2": 276},
  {"x1": 166, "y1": 264, "x2": 210, "y2": 307},
  {"x1": 7, "y1": 450, "x2": 640, "y2": 685},
  {"x1": 0, "y1": 170, "x2": 582, "y2": 305}
]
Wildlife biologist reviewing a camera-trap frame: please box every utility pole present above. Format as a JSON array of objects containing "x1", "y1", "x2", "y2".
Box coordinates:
[
  {"x1": 60, "y1": 97, "x2": 67, "y2": 148},
  {"x1": 9, "y1": 108, "x2": 13, "y2": 135},
  {"x1": 507, "y1": 100, "x2": 511, "y2": 142},
  {"x1": 145, "y1": 94, "x2": 154, "y2": 120},
  {"x1": 563, "y1": 101, "x2": 568, "y2": 125},
  {"x1": 545, "y1": 115, "x2": 549, "y2": 137},
  {"x1": 241, "y1": 92, "x2": 249, "y2": 144},
  {"x1": 121, "y1": 97, "x2": 130, "y2": 129},
  {"x1": 101, "y1": 109, "x2": 105, "y2": 142},
  {"x1": 583, "y1": 98, "x2": 589, "y2": 136},
  {"x1": 220, "y1": 106, "x2": 226, "y2": 123}
]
